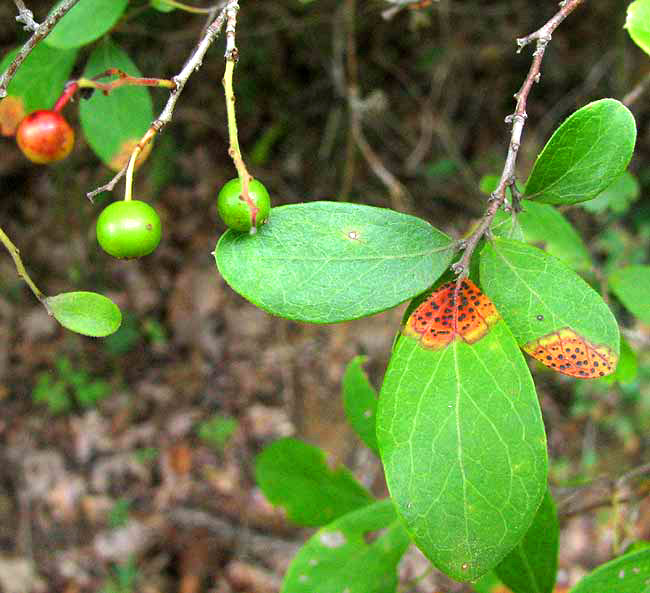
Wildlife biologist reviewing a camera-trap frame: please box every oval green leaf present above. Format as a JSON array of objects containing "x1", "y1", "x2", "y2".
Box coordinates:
[
  {"x1": 343, "y1": 356, "x2": 379, "y2": 455},
  {"x1": 45, "y1": 0, "x2": 129, "y2": 49},
  {"x1": 45, "y1": 291, "x2": 122, "y2": 337},
  {"x1": 609, "y1": 265, "x2": 650, "y2": 323},
  {"x1": 281, "y1": 500, "x2": 410, "y2": 593},
  {"x1": 495, "y1": 488, "x2": 559, "y2": 593},
  {"x1": 376, "y1": 321, "x2": 548, "y2": 581},
  {"x1": 570, "y1": 548, "x2": 650, "y2": 593},
  {"x1": 79, "y1": 41, "x2": 153, "y2": 169},
  {"x1": 254, "y1": 438, "x2": 373, "y2": 527},
  {"x1": 0, "y1": 44, "x2": 77, "y2": 134},
  {"x1": 215, "y1": 202, "x2": 455, "y2": 323},
  {"x1": 493, "y1": 201, "x2": 591, "y2": 271},
  {"x1": 524, "y1": 99, "x2": 637, "y2": 205},
  {"x1": 480, "y1": 239, "x2": 620, "y2": 378},
  {"x1": 626, "y1": 0, "x2": 650, "y2": 56}
]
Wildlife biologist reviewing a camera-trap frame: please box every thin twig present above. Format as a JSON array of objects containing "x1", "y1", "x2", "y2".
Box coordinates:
[
  {"x1": 0, "y1": 0, "x2": 82, "y2": 98},
  {"x1": 0, "y1": 226, "x2": 45, "y2": 302},
  {"x1": 344, "y1": 0, "x2": 410, "y2": 211},
  {"x1": 558, "y1": 463, "x2": 650, "y2": 519},
  {"x1": 451, "y1": 0, "x2": 586, "y2": 284},
  {"x1": 622, "y1": 71, "x2": 650, "y2": 107},
  {"x1": 87, "y1": 4, "x2": 232, "y2": 201}
]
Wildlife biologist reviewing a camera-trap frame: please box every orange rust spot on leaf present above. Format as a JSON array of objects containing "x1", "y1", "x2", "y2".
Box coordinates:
[
  {"x1": 403, "y1": 279, "x2": 500, "y2": 350},
  {"x1": 0, "y1": 96, "x2": 25, "y2": 136},
  {"x1": 108, "y1": 137, "x2": 153, "y2": 172},
  {"x1": 523, "y1": 327, "x2": 617, "y2": 379}
]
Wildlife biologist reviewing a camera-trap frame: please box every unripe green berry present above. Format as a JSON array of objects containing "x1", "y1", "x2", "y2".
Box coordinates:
[
  {"x1": 217, "y1": 178, "x2": 271, "y2": 233},
  {"x1": 96, "y1": 200, "x2": 162, "y2": 259}
]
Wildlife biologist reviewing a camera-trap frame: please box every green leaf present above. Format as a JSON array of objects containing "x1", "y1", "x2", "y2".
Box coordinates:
[
  {"x1": 45, "y1": 291, "x2": 122, "y2": 337},
  {"x1": 580, "y1": 171, "x2": 640, "y2": 215},
  {"x1": 281, "y1": 500, "x2": 410, "y2": 593},
  {"x1": 493, "y1": 201, "x2": 591, "y2": 271},
  {"x1": 216, "y1": 202, "x2": 455, "y2": 323},
  {"x1": 471, "y1": 573, "x2": 502, "y2": 593},
  {"x1": 343, "y1": 356, "x2": 379, "y2": 454},
  {"x1": 376, "y1": 321, "x2": 547, "y2": 581},
  {"x1": 626, "y1": 541, "x2": 650, "y2": 554},
  {"x1": 480, "y1": 239, "x2": 620, "y2": 375},
  {"x1": 495, "y1": 488, "x2": 559, "y2": 593},
  {"x1": 254, "y1": 438, "x2": 374, "y2": 527},
  {"x1": 197, "y1": 414, "x2": 238, "y2": 451},
  {"x1": 602, "y1": 338, "x2": 638, "y2": 385},
  {"x1": 626, "y1": 0, "x2": 650, "y2": 56},
  {"x1": 0, "y1": 44, "x2": 77, "y2": 133},
  {"x1": 151, "y1": 0, "x2": 176, "y2": 12},
  {"x1": 251, "y1": 122, "x2": 285, "y2": 166},
  {"x1": 569, "y1": 548, "x2": 650, "y2": 593},
  {"x1": 609, "y1": 265, "x2": 650, "y2": 323},
  {"x1": 524, "y1": 99, "x2": 636, "y2": 205},
  {"x1": 45, "y1": 0, "x2": 129, "y2": 49},
  {"x1": 79, "y1": 41, "x2": 153, "y2": 170}
]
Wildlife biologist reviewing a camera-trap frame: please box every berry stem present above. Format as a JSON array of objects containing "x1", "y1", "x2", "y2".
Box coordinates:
[
  {"x1": 223, "y1": 59, "x2": 251, "y2": 199},
  {"x1": 123, "y1": 127, "x2": 156, "y2": 202},
  {"x1": 0, "y1": 225, "x2": 45, "y2": 302},
  {"x1": 222, "y1": 2, "x2": 258, "y2": 231},
  {"x1": 53, "y1": 82, "x2": 78, "y2": 112},
  {"x1": 155, "y1": 0, "x2": 217, "y2": 14},
  {"x1": 53, "y1": 71, "x2": 176, "y2": 113},
  {"x1": 123, "y1": 150, "x2": 137, "y2": 202}
]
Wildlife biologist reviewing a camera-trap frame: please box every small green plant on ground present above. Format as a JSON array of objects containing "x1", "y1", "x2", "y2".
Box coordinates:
[
  {"x1": 107, "y1": 498, "x2": 132, "y2": 529},
  {"x1": 32, "y1": 355, "x2": 110, "y2": 414},
  {"x1": 99, "y1": 557, "x2": 138, "y2": 593},
  {"x1": 197, "y1": 414, "x2": 238, "y2": 453}
]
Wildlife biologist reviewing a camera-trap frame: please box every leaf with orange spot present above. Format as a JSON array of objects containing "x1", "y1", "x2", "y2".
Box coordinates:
[
  {"x1": 403, "y1": 279, "x2": 500, "y2": 349},
  {"x1": 378, "y1": 303, "x2": 547, "y2": 581},
  {"x1": 0, "y1": 96, "x2": 25, "y2": 136},
  {"x1": 108, "y1": 137, "x2": 154, "y2": 172},
  {"x1": 78, "y1": 41, "x2": 153, "y2": 169},
  {"x1": 523, "y1": 328, "x2": 616, "y2": 379},
  {"x1": 480, "y1": 239, "x2": 619, "y2": 380}
]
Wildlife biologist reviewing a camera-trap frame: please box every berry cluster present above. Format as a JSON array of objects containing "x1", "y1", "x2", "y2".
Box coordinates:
[{"x1": 12, "y1": 100, "x2": 271, "y2": 260}]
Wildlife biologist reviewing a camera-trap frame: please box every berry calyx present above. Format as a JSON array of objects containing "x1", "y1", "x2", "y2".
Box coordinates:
[
  {"x1": 217, "y1": 178, "x2": 271, "y2": 233},
  {"x1": 16, "y1": 110, "x2": 74, "y2": 164},
  {"x1": 96, "y1": 200, "x2": 162, "y2": 259}
]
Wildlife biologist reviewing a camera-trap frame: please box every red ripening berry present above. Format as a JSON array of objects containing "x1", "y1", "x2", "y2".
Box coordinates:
[{"x1": 16, "y1": 110, "x2": 74, "y2": 164}]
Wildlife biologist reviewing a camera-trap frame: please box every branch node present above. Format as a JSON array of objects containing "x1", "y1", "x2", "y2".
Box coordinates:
[
  {"x1": 451, "y1": 262, "x2": 464, "y2": 275},
  {"x1": 16, "y1": 9, "x2": 39, "y2": 32}
]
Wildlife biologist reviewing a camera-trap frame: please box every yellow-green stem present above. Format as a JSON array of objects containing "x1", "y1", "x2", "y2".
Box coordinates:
[
  {"x1": 0, "y1": 226, "x2": 45, "y2": 301},
  {"x1": 123, "y1": 146, "x2": 142, "y2": 202},
  {"x1": 223, "y1": 58, "x2": 251, "y2": 199},
  {"x1": 157, "y1": 0, "x2": 214, "y2": 14}
]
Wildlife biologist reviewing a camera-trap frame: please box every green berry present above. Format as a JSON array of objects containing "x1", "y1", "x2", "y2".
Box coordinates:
[
  {"x1": 217, "y1": 178, "x2": 271, "y2": 233},
  {"x1": 96, "y1": 200, "x2": 162, "y2": 259}
]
